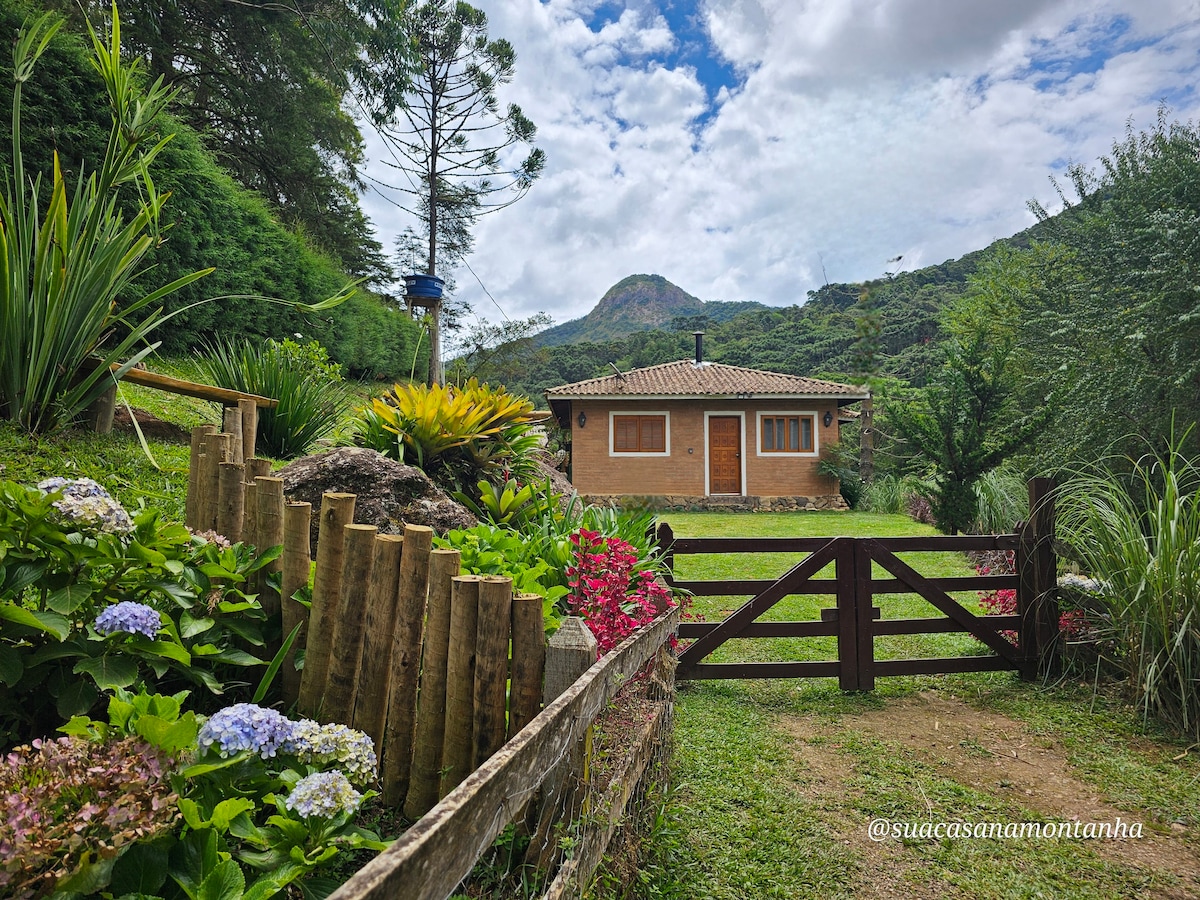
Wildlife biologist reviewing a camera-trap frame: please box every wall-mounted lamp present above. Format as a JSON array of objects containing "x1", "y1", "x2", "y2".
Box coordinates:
[
  {"x1": 823, "y1": 410, "x2": 834, "y2": 428},
  {"x1": 577, "y1": 410, "x2": 587, "y2": 429}
]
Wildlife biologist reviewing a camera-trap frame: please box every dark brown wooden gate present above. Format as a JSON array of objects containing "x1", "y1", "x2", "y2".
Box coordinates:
[{"x1": 662, "y1": 480, "x2": 1059, "y2": 689}]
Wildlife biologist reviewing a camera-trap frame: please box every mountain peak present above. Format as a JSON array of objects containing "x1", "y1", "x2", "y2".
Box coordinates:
[{"x1": 537, "y1": 274, "x2": 750, "y2": 346}]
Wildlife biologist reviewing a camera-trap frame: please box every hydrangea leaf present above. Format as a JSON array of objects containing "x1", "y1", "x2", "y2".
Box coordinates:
[
  {"x1": 74, "y1": 653, "x2": 140, "y2": 690},
  {"x1": 0, "y1": 643, "x2": 24, "y2": 686},
  {"x1": 0, "y1": 603, "x2": 69, "y2": 639},
  {"x1": 45, "y1": 583, "x2": 92, "y2": 614}
]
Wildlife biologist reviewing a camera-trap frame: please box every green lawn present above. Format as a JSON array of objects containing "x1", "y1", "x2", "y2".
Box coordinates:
[{"x1": 633, "y1": 511, "x2": 1200, "y2": 900}]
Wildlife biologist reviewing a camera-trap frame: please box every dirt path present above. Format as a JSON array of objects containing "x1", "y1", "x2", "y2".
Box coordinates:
[{"x1": 781, "y1": 692, "x2": 1200, "y2": 899}]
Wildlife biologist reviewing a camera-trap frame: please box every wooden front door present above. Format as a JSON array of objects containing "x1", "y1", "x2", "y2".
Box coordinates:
[{"x1": 709, "y1": 416, "x2": 742, "y2": 494}]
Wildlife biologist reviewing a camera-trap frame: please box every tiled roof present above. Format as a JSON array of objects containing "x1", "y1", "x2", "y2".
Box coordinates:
[{"x1": 544, "y1": 359, "x2": 869, "y2": 399}]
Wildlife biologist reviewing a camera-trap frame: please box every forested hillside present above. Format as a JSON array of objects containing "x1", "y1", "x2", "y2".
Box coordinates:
[
  {"x1": 493, "y1": 242, "x2": 1002, "y2": 400},
  {"x1": 0, "y1": 0, "x2": 425, "y2": 380}
]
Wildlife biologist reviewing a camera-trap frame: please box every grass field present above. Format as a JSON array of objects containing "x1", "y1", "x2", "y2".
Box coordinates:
[{"x1": 631, "y1": 511, "x2": 1200, "y2": 900}]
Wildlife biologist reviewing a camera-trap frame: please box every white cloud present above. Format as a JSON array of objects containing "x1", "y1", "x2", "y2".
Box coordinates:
[{"x1": 358, "y1": 0, "x2": 1200, "y2": 339}]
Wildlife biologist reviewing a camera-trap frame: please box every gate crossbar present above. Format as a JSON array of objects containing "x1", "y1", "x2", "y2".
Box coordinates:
[
  {"x1": 676, "y1": 538, "x2": 840, "y2": 670},
  {"x1": 862, "y1": 539, "x2": 1023, "y2": 666}
]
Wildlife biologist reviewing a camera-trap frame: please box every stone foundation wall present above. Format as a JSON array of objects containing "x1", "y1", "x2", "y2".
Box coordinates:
[{"x1": 582, "y1": 494, "x2": 849, "y2": 512}]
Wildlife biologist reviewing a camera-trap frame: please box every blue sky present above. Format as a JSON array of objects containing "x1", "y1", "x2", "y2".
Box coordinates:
[{"x1": 359, "y1": 0, "x2": 1200, "y2": 340}]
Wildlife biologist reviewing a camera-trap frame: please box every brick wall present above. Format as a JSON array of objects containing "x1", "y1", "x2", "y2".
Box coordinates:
[{"x1": 568, "y1": 399, "x2": 843, "y2": 498}]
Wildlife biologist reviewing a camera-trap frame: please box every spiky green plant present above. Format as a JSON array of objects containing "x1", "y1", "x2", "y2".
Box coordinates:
[
  {"x1": 972, "y1": 463, "x2": 1029, "y2": 534},
  {"x1": 352, "y1": 378, "x2": 541, "y2": 491},
  {"x1": 195, "y1": 337, "x2": 349, "y2": 459},
  {"x1": 0, "y1": 8, "x2": 211, "y2": 434},
  {"x1": 1055, "y1": 433, "x2": 1200, "y2": 738}
]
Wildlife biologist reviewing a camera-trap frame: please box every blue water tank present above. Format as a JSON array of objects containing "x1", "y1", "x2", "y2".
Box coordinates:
[{"x1": 404, "y1": 273, "x2": 445, "y2": 299}]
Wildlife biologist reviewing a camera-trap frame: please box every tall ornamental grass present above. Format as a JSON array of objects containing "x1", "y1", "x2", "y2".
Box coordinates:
[
  {"x1": 972, "y1": 463, "x2": 1029, "y2": 534},
  {"x1": 0, "y1": 9, "x2": 210, "y2": 434},
  {"x1": 196, "y1": 337, "x2": 349, "y2": 459},
  {"x1": 1055, "y1": 439, "x2": 1200, "y2": 738}
]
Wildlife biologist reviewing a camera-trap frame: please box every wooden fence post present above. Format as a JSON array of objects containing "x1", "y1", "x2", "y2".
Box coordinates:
[
  {"x1": 440, "y1": 575, "x2": 481, "y2": 799},
  {"x1": 508, "y1": 593, "x2": 546, "y2": 740},
  {"x1": 222, "y1": 407, "x2": 244, "y2": 465},
  {"x1": 322, "y1": 524, "x2": 379, "y2": 721},
  {"x1": 403, "y1": 548, "x2": 461, "y2": 820},
  {"x1": 186, "y1": 425, "x2": 216, "y2": 530},
  {"x1": 473, "y1": 576, "x2": 513, "y2": 769},
  {"x1": 1029, "y1": 477, "x2": 1059, "y2": 674},
  {"x1": 238, "y1": 397, "x2": 258, "y2": 463},
  {"x1": 202, "y1": 432, "x2": 232, "y2": 533},
  {"x1": 254, "y1": 477, "x2": 285, "y2": 634},
  {"x1": 527, "y1": 616, "x2": 597, "y2": 870},
  {"x1": 297, "y1": 492, "x2": 356, "y2": 719},
  {"x1": 242, "y1": 458, "x2": 272, "y2": 546},
  {"x1": 834, "y1": 538, "x2": 859, "y2": 691},
  {"x1": 351, "y1": 534, "x2": 405, "y2": 749},
  {"x1": 656, "y1": 522, "x2": 675, "y2": 584},
  {"x1": 217, "y1": 462, "x2": 245, "y2": 543},
  {"x1": 280, "y1": 501, "x2": 312, "y2": 705},
  {"x1": 381, "y1": 524, "x2": 434, "y2": 807}
]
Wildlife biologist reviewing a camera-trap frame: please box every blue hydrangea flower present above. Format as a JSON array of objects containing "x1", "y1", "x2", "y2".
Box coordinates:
[
  {"x1": 94, "y1": 601, "x2": 162, "y2": 639},
  {"x1": 292, "y1": 720, "x2": 378, "y2": 785},
  {"x1": 37, "y1": 477, "x2": 133, "y2": 534},
  {"x1": 197, "y1": 704, "x2": 297, "y2": 759},
  {"x1": 283, "y1": 771, "x2": 363, "y2": 819}
]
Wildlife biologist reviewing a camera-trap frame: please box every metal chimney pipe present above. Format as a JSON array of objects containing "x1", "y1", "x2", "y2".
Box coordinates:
[{"x1": 694, "y1": 331, "x2": 704, "y2": 365}]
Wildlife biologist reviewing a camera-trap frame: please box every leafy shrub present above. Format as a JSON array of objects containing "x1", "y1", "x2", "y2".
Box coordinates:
[
  {"x1": 0, "y1": 479, "x2": 276, "y2": 747},
  {"x1": 1055, "y1": 437, "x2": 1200, "y2": 738},
  {"x1": 57, "y1": 690, "x2": 388, "y2": 899},
  {"x1": 435, "y1": 524, "x2": 569, "y2": 634},
  {"x1": 0, "y1": 733, "x2": 179, "y2": 900},
  {"x1": 817, "y1": 441, "x2": 863, "y2": 508},
  {"x1": 352, "y1": 378, "x2": 541, "y2": 492},
  {"x1": 566, "y1": 529, "x2": 673, "y2": 654},
  {"x1": 196, "y1": 337, "x2": 350, "y2": 459}
]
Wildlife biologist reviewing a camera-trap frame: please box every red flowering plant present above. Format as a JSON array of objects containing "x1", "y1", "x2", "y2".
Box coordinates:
[
  {"x1": 974, "y1": 550, "x2": 1095, "y2": 645},
  {"x1": 565, "y1": 529, "x2": 674, "y2": 655}
]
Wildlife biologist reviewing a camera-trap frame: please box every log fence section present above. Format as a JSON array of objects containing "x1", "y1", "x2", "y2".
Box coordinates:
[{"x1": 329, "y1": 607, "x2": 680, "y2": 900}]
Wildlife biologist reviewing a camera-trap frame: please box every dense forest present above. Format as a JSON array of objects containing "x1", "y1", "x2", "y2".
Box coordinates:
[{"x1": 0, "y1": 0, "x2": 426, "y2": 379}]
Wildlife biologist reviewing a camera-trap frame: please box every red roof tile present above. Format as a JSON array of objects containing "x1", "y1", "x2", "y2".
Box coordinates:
[{"x1": 544, "y1": 359, "x2": 869, "y2": 400}]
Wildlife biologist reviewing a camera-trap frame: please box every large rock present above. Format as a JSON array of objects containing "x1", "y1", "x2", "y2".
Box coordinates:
[{"x1": 277, "y1": 448, "x2": 476, "y2": 553}]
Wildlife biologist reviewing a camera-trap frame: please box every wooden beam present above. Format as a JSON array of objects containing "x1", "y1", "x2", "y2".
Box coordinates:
[{"x1": 80, "y1": 358, "x2": 278, "y2": 408}]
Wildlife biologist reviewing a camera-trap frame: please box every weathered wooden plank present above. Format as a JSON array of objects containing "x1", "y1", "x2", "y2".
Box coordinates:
[
  {"x1": 664, "y1": 533, "x2": 1018, "y2": 555},
  {"x1": 542, "y1": 700, "x2": 668, "y2": 899},
  {"x1": 328, "y1": 607, "x2": 679, "y2": 900},
  {"x1": 86, "y1": 360, "x2": 279, "y2": 408},
  {"x1": 853, "y1": 538, "x2": 876, "y2": 691},
  {"x1": 678, "y1": 620, "x2": 838, "y2": 639},
  {"x1": 676, "y1": 539, "x2": 839, "y2": 669},
  {"x1": 670, "y1": 573, "x2": 1016, "y2": 597},
  {"x1": 666, "y1": 536, "x2": 839, "y2": 554},
  {"x1": 873, "y1": 614, "x2": 1021, "y2": 636},
  {"x1": 677, "y1": 661, "x2": 840, "y2": 680},
  {"x1": 873, "y1": 655, "x2": 1015, "y2": 677}
]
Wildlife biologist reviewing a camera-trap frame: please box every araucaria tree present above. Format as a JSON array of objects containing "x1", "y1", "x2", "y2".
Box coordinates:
[
  {"x1": 377, "y1": 0, "x2": 544, "y2": 384},
  {"x1": 889, "y1": 330, "x2": 1047, "y2": 534}
]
